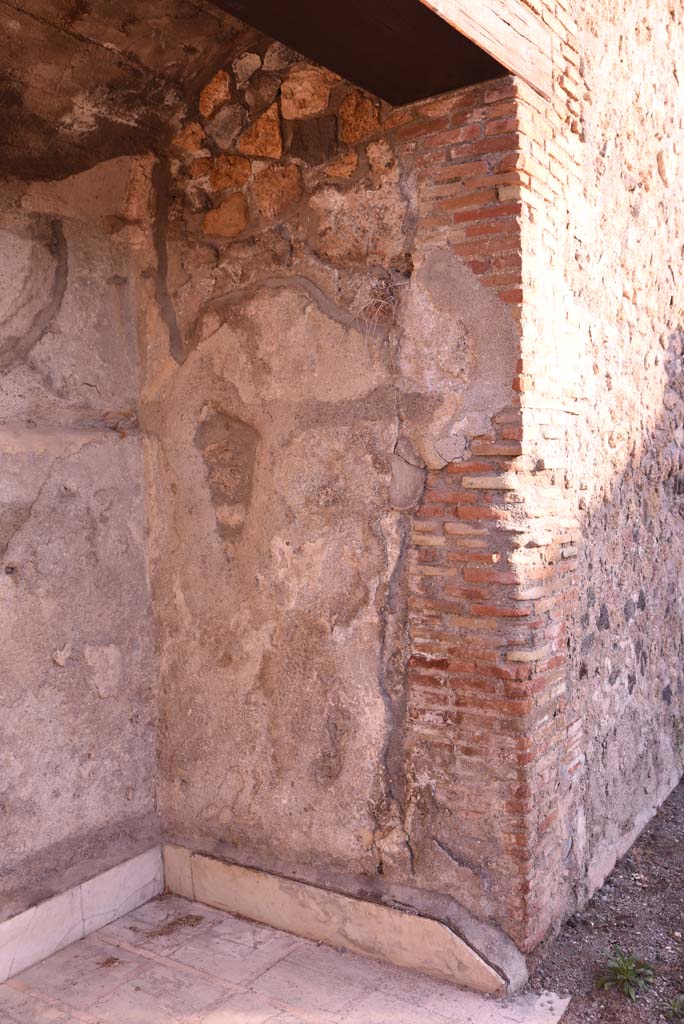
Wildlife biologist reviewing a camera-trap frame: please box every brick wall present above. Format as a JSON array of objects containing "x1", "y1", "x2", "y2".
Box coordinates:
[
  {"x1": 373, "y1": 80, "x2": 589, "y2": 952},
  {"x1": 391, "y1": 77, "x2": 581, "y2": 950},
  {"x1": 512, "y1": 1, "x2": 585, "y2": 945},
  {"x1": 385, "y1": 79, "x2": 523, "y2": 310},
  {"x1": 403, "y1": 0, "x2": 684, "y2": 953}
]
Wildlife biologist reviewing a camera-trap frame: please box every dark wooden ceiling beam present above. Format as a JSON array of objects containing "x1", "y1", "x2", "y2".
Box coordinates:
[{"x1": 209, "y1": 0, "x2": 507, "y2": 105}]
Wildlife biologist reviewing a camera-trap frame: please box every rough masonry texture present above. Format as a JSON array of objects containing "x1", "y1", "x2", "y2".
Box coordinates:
[{"x1": 0, "y1": 0, "x2": 682, "y2": 987}]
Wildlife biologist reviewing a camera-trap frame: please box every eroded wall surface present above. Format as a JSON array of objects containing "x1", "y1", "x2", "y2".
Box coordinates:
[
  {"x1": 1, "y1": 3, "x2": 535, "y2": 969},
  {"x1": 0, "y1": 0, "x2": 245, "y2": 180},
  {"x1": 0, "y1": 163, "x2": 159, "y2": 921},
  {"x1": 131, "y1": 37, "x2": 526, "y2": 972}
]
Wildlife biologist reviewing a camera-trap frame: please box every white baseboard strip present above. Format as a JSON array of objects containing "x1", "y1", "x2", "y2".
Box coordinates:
[
  {"x1": 0, "y1": 846, "x2": 163, "y2": 983},
  {"x1": 163, "y1": 844, "x2": 506, "y2": 995}
]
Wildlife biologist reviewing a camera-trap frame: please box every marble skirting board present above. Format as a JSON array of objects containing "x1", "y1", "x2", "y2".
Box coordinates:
[
  {"x1": 0, "y1": 847, "x2": 163, "y2": 983},
  {"x1": 1, "y1": 842, "x2": 513, "y2": 996},
  {"x1": 163, "y1": 845, "x2": 507, "y2": 995}
]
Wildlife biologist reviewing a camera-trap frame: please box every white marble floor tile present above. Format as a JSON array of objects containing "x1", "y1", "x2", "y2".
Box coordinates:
[
  {"x1": 0, "y1": 896, "x2": 570, "y2": 1024},
  {"x1": 253, "y1": 956, "x2": 372, "y2": 1018},
  {"x1": 98, "y1": 895, "x2": 221, "y2": 955},
  {"x1": 210, "y1": 915, "x2": 301, "y2": 951},
  {"x1": 342, "y1": 985, "x2": 569, "y2": 1024},
  {"x1": 16, "y1": 935, "x2": 147, "y2": 1013},
  {"x1": 168, "y1": 927, "x2": 298, "y2": 986},
  {"x1": 196, "y1": 988, "x2": 293, "y2": 1024},
  {"x1": 365, "y1": 958, "x2": 495, "y2": 1017},
  {"x1": 339, "y1": 988, "x2": 455, "y2": 1024},
  {"x1": 283, "y1": 942, "x2": 397, "y2": 989},
  {"x1": 88, "y1": 960, "x2": 226, "y2": 1024},
  {"x1": 0, "y1": 981, "x2": 94, "y2": 1022}
]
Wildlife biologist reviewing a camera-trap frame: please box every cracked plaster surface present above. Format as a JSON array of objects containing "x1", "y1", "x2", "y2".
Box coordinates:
[{"x1": 1, "y1": 9, "x2": 522, "y2": 981}]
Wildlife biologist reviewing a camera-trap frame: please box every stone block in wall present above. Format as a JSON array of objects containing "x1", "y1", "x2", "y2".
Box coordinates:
[
  {"x1": 339, "y1": 90, "x2": 382, "y2": 144},
  {"x1": 281, "y1": 63, "x2": 338, "y2": 120},
  {"x1": 199, "y1": 70, "x2": 232, "y2": 119},
  {"x1": 202, "y1": 193, "x2": 249, "y2": 238},
  {"x1": 252, "y1": 164, "x2": 302, "y2": 221},
  {"x1": 237, "y1": 103, "x2": 282, "y2": 159}
]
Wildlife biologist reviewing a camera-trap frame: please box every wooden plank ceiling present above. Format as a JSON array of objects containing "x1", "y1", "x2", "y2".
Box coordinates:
[
  {"x1": 210, "y1": 0, "x2": 504, "y2": 106},
  {"x1": 209, "y1": 0, "x2": 552, "y2": 105}
]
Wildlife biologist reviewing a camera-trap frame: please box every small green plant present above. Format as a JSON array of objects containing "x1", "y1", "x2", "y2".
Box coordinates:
[
  {"x1": 662, "y1": 995, "x2": 684, "y2": 1019},
  {"x1": 596, "y1": 946, "x2": 655, "y2": 1002}
]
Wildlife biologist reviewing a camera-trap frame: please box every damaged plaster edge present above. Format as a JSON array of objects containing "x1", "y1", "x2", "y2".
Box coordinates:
[
  {"x1": 197, "y1": 273, "x2": 388, "y2": 343},
  {"x1": 0, "y1": 424, "x2": 139, "y2": 457},
  {"x1": 0, "y1": 218, "x2": 68, "y2": 373},
  {"x1": 0, "y1": 846, "x2": 163, "y2": 983},
  {"x1": 162, "y1": 844, "x2": 508, "y2": 995}
]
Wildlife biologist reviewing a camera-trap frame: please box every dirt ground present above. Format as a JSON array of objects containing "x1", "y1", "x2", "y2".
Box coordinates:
[{"x1": 529, "y1": 780, "x2": 684, "y2": 1022}]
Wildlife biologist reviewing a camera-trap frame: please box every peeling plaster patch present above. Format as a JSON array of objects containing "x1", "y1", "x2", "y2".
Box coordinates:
[
  {"x1": 52, "y1": 642, "x2": 73, "y2": 668},
  {"x1": 84, "y1": 644, "x2": 123, "y2": 699},
  {"x1": 395, "y1": 249, "x2": 518, "y2": 468},
  {"x1": 194, "y1": 411, "x2": 260, "y2": 544},
  {"x1": 389, "y1": 448, "x2": 426, "y2": 511},
  {"x1": 60, "y1": 91, "x2": 141, "y2": 135},
  {"x1": 373, "y1": 510, "x2": 414, "y2": 877}
]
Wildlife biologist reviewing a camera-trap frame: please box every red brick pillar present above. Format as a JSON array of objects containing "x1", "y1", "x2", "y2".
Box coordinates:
[{"x1": 385, "y1": 75, "x2": 580, "y2": 951}]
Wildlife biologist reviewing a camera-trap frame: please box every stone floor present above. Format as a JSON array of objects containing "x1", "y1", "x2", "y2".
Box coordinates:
[{"x1": 0, "y1": 895, "x2": 569, "y2": 1023}]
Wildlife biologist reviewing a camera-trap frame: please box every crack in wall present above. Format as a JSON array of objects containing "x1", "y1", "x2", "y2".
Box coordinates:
[
  {"x1": 0, "y1": 218, "x2": 68, "y2": 372},
  {"x1": 150, "y1": 158, "x2": 184, "y2": 365},
  {"x1": 193, "y1": 273, "x2": 388, "y2": 353},
  {"x1": 373, "y1": 506, "x2": 414, "y2": 876},
  {"x1": 431, "y1": 837, "x2": 488, "y2": 881}
]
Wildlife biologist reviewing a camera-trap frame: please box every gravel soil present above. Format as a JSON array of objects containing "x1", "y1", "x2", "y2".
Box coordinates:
[{"x1": 529, "y1": 780, "x2": 684, "y2": 1023}]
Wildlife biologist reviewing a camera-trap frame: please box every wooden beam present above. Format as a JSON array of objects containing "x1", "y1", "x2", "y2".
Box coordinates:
[{"x1": 418, "y1": 0, "x2": 553, "y2": 98}]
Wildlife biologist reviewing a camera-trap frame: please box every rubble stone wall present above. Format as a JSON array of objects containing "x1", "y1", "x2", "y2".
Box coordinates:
[{"x1": 511, "y1": 0, "x2": 684, "y2": 948}]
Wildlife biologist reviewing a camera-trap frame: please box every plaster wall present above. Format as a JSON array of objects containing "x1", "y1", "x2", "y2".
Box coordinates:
[
  {"x1": 0, "y1": 164, "x2": 159, "y2": 922},
  {"x1": 0, "y1": 7, "x2": 530, "y2": 970},
  {"x1": 130, "y1": 41, "x2": 524, "y2": 972}
]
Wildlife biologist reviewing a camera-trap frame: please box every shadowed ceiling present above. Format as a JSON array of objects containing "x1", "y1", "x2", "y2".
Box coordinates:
[
  {"x1": 0, "y1": 0, "x2": 503, "y2": 180},
  {"x1": 208, "y1": 0, "x2": 505, "y2": 105}
]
